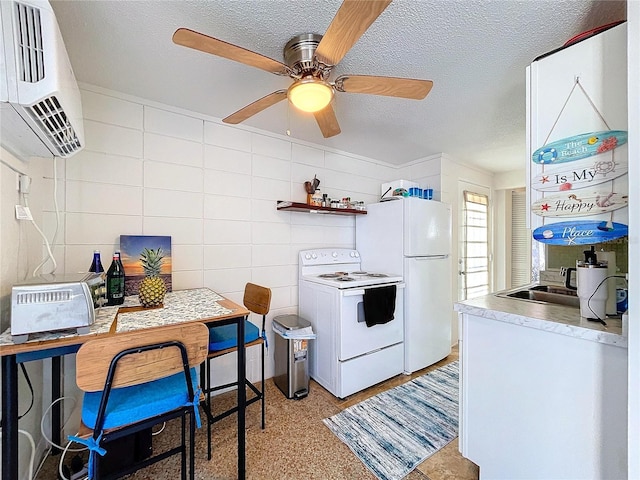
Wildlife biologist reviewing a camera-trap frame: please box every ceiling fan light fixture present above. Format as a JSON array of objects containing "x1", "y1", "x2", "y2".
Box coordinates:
[{"x1": 288, "y1": 78, "x2": 333, "y2": 113}]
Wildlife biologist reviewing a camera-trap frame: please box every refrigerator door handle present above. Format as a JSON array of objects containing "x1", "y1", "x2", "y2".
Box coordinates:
[{"x1": 411, "y1": 255, "x2": 449, "y2": 260}]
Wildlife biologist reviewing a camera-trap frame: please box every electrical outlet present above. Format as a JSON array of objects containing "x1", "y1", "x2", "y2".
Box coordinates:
[{"x1": 15, "y1": 205, "x2": 32, "y2": 220}]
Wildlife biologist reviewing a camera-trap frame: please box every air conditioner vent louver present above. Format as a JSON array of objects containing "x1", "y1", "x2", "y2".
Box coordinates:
[
  {"x1": 26, "y1": 95, "x2": 82, "y2": 155},
  {"x1": 15, "y1": 2, "x2": 45, "y2": 83}
]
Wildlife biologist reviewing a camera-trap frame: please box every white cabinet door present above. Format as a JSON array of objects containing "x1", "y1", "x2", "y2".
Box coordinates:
[
  {"x1": 527, "y1": 23, "x2": 628, "y2": 232},
  {"x1": 460, "y1": 313, "x2": 627, "y2": 479}
]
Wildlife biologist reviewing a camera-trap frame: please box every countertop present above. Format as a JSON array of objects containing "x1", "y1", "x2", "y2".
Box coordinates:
[{"x1": 455, "y1": 288, "x2": 626, "y2": 348}]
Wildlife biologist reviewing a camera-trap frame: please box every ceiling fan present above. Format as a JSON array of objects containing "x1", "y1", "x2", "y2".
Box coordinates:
[{"x1": 172, "y1": 0, "x2": 433, "y2": 138}]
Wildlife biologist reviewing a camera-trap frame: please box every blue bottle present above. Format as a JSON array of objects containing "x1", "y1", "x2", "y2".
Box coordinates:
[{"x1": 89, "y1": 250, "x2": 104, "y2": 273}]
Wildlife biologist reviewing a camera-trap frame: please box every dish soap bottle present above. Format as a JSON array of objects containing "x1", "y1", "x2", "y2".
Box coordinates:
[{"x1": 106, "y1": 252, "x2": 125, "y2": 305}]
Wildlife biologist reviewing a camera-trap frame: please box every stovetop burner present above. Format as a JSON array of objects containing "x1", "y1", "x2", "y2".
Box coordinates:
[
  {"x1": 317, "y1": 271, "x2": 389, "y2": 280},
  {"x1": 318, "y1": 273, "x2": 342, "y2": 278},
  {"x1": 299, "y1": 249, "x2": 403, "y2": 290}
]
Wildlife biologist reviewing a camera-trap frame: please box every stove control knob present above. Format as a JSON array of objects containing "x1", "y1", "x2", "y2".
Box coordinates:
[
  {"x1": 354, "y1": 251, "x2": 360, "y2": 258},
  {"x1": 311, "y1": 253, "x2": 317, "y2": 259},
  {"x1": 350, "y1": 251, "x2": 356, "y2": 257},
  {"x1": 332, "y1": 251, "x2": 338, "y2": 258},
  {"x1": 305, "y1": 254, "x2": 312, "y2": 260}
]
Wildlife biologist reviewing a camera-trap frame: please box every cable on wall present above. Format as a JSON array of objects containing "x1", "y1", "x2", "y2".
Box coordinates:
[{"x1": 20, "y1": 154, "x2": 61, "y2": 277}]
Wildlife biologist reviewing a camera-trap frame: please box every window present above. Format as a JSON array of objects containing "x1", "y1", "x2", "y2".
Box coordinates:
[{"x1": 461, "y1": 191, "x2": 489, "y2": 299}]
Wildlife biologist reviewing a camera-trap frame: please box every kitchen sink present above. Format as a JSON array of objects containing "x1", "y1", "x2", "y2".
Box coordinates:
[{"x1": 495, "y1": 284, "x2": 580, "y2": 308}]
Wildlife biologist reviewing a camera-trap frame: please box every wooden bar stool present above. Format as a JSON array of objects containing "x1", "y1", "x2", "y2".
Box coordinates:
[{"x1": 202, "y1": 282, "x2": 271, "y2": 460}]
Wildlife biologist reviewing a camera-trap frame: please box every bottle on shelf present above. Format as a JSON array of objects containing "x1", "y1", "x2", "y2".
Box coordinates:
[
  {"x1": 88, "y1": 250, "x2": 104, "y2": 273},
  {"x1": 106, "y1": 252, "x2": 125, "y2": 306},
  {"x1": 312, "y1": 188, "x2": 323, "y2": 206}
]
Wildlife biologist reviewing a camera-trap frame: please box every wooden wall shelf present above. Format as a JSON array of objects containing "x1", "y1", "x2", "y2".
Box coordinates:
[{"x1": 276, "y1": 201, "x2": 367, "y2": 215}]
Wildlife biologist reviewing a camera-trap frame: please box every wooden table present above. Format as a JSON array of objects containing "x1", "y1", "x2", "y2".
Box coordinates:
[{"x1": 0, "y1": 288, "x2": 250, "y2": 480}]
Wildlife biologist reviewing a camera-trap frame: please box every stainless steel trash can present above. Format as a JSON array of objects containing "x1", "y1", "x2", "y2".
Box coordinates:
[{"x1": 273, "y1": 314, "x2": 311, "y2": 399}]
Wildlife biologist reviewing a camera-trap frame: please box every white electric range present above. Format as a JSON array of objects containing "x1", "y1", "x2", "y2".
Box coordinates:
[{"x1": 298, "y1": 249, "x2": 405, "y2": 398}]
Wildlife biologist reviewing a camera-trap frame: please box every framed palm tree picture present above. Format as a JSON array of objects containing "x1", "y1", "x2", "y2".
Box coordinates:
[{"x1": 119, "y1": 235, "x2": 172, "y2": 297}]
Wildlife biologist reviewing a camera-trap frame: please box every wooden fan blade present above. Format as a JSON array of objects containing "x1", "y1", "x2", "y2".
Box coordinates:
[
  {"x1": 223, "y1": 90, "x2": 288, "y2": 124},
  {"x1": 337, "y1": 75, "x2": 433, "y2": 99},
  {"x1": 314, "y1": 104, "x2": 341, "y2": 138},
  {"x1": 173, "y1": 28, "x2": 288, "y2": 75},
  {"x1": 316, "y1": 0, "x2": 392, "y2": 66}
]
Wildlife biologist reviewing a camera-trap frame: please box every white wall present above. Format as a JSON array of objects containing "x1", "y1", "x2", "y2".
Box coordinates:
[
  {"x1": 0, "y1": 148, "x2": 49, "y2": 478},
  {"x1": 64, "y1": 85, "x2": 406, "y2": 385},
  {"x1": 627, "y1": 3, "x2": 639, "y2": 477},
  {"x1": 494, "y1": 169, "x2": 526, "y2": 190}
]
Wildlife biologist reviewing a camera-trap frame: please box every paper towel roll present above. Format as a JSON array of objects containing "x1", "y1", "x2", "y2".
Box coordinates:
[{"x1": 598, "y1": 250, "x2": 617, "y2": 315}]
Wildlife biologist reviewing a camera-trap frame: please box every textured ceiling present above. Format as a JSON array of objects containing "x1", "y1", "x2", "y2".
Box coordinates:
[{"x1": 50, "y1": 0, "x2": 626, "y2": 172}]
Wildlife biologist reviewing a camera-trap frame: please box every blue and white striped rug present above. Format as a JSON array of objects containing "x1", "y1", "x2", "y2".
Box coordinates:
[{"x1": 323, "y1": 361, "x2": 459, "y2": 480}]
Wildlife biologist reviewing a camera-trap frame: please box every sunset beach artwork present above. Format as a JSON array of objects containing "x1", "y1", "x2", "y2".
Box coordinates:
[{"x1": 119, "y1": 235, "x2": 172, "y2": 297}]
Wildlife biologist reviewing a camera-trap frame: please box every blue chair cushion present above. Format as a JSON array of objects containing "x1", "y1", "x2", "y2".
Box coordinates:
[
  {"x1": 81, "y1": 367, "x2": 199, "y2": 431},
  {"x1": 209, "y1": 320, "x2": 260, "y2": 352}
]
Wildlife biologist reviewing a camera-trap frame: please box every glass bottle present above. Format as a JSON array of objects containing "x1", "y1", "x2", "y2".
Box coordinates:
[
  {"x1": 115, "y1": 250, "x2": 126, "y2": 297},
  {"x1": 88, "y1": 250, "x2": 104, "y2": 273},
  {"x1": 106, "y1": 252, "x2": 125, "y2": 305},
  {"x1": 115, "y1": 250, "x2": 125, "y2": 271},
  {"x1": 312, "y1": 188, "x2": 323, "y2": 206}
]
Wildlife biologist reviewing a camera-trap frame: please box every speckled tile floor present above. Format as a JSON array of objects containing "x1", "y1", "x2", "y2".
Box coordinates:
[{"x1": 39, "y1": 347, "x2": 478, "y2": 479}]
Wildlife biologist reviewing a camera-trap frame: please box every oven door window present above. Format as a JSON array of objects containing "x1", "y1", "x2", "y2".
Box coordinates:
[{"x1": 338, "y1": 286, "x2": 404, "y2": 361}]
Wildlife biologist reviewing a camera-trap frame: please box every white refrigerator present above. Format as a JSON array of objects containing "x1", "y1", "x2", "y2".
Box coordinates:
[{"x1": 356, "y1": 197, "x2": 452, "y2": 374}]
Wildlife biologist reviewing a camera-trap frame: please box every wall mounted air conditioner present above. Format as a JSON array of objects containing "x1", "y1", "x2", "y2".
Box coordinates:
[{"x1": 0, "y1": 0, "x2": 84, "y2": 159}]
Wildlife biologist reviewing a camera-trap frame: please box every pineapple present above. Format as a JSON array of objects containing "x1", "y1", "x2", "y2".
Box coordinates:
[{"x1": 138, "y1": 247, "x2": 167, "y2": 307}]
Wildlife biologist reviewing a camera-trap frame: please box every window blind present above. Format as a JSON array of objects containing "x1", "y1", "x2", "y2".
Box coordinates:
[
  {"x1": 511, "y1": 189, "x2": 531, "y2": 287},
  {"x1": 462, "y1": 190, "x2": 489, "y2": 300}
]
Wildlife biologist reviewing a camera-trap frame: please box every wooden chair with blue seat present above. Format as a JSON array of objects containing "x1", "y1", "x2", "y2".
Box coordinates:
[
  {"x1": 202, "y1": 282, "x2": 271, "y2": 460},
  {"x1": 70, "y1": 322, "x2": 209, "y2": 480}
]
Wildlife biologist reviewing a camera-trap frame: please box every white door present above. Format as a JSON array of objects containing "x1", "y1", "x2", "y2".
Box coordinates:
[{"x1": 458, "y1": 181, "x2": 492, "y2": 301}]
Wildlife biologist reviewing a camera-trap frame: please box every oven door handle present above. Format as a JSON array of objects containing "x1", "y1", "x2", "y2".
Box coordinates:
[{"x1": 342, "y1": 289, "x2": 365, "y2": 297}]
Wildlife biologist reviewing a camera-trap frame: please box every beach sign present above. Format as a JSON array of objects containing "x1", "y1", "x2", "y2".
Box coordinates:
[
  {"x1": 531, "y1": 158, "x2": 628, "y2": 192},
  {"x1": 532, "y1": 130, "x2": 627, "y2": 165},
  {"x1": 533, "y1": 220, "x2": 628, "y2": 245},
  {"x1": 531, "y1": 191, "x2": 628, "y2": 217}
]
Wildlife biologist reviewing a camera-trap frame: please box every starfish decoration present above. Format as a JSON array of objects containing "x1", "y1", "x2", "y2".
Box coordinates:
[
  {"x1": 566, "y1": 236, "x2": 577, "y2": 245},
  {"x1": 541, "y1": 176, "x2": 550, "y2": 184},
  {"x1": 541, "y1": 203, "x2": 550, "y2": 211}
]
